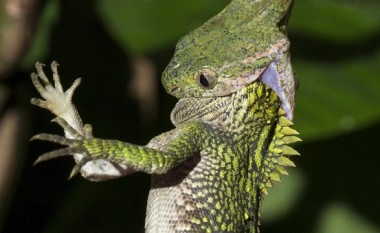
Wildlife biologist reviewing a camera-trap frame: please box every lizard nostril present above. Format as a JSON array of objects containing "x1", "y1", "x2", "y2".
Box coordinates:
[{"x1": 170, "y1": 86, "x2": 181, "y2": 94}]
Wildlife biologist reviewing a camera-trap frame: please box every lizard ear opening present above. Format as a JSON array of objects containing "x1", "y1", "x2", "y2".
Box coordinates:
[{"x1": 195, "y1": 68, "x2": 217, "y2": 89}]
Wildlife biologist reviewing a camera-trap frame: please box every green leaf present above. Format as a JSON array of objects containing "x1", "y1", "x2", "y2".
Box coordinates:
[
  {"x1": 261, "y1": 169, "x2": 306, "y2": 223},
  {"x1": 291, "y1": 0, "x2": 380, "y2": 43},
  {"x1": 289, "y1": 0, "x2": 380, "y2": 140},
  {"x1": 316, "y1": 203, "x2": 380, "y2": 233},
  {"x1": 97, "y1": 0, "x2": 229, "y2": 54},
  {"x1": 294, "y1": 49, "x2": 380, "y2": 140},
  {"x1": 21, "y1": 0, "x2": 60, "y2": 67}
]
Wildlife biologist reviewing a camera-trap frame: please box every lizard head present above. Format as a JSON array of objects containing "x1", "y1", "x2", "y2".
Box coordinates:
[{"x1": 162, "y1": 0, "x2": 295, "y2": 119}]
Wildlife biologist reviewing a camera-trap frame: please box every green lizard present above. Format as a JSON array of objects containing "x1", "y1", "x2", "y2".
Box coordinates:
[{"x1": 30, "y1": 0, "x2": 300, "y2": 232}]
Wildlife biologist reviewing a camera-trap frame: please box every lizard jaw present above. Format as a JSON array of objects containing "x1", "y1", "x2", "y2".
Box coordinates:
[{"x1": 260, "y1": 60, "x2": 295, "y2": 120}]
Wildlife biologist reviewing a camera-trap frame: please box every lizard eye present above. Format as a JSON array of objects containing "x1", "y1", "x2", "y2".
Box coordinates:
[{"x1": 195, "y1": 68, "x2": 217, "y2": 89}]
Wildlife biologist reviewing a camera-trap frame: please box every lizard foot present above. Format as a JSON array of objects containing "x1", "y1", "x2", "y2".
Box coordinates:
[
  {"x1": 31, "y1": 61, "x2": 82, "y2": 117},
  {"x1": 32, "y1": 117, "x2": 94, "y2": 179}
]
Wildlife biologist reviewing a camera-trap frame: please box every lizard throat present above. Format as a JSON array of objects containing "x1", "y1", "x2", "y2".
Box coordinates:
[{"x1": 170, "y1": 82, "x2": 280, "y2": 129}]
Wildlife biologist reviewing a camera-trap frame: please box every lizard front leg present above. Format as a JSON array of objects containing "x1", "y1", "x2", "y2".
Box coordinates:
[
  {"x1": 31, "y1": 62, "x2": 135, "y2": 181},
  {"x1": 32, "y1": 117, "x2": 206, "y2": 179}
]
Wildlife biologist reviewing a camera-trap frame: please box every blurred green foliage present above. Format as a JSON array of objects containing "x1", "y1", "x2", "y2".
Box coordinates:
[{"x1": 7, "y1": 0, "x2": 380, "y2": 232}]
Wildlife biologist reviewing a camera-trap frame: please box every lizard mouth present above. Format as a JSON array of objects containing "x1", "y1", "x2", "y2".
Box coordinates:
[{"x1": 259, "y1": 61, "x2": 295, "y2": 120}]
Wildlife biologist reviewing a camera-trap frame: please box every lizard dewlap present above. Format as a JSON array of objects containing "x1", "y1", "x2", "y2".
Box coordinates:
[{"x1": 31, "y1": 0, "x2": 299, "y2": 232}]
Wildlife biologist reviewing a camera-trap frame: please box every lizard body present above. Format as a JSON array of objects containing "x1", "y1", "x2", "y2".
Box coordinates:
[{"x1": 31, "y1": 0, "x2": 299, "y2": 232}]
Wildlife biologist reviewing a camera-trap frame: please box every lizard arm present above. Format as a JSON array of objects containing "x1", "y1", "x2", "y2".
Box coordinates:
[{"x1": 32, "y1": 117, "x2": 206, "y2": 179}]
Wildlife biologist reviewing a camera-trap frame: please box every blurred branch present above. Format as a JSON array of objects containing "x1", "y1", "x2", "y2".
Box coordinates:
[
  {"x1": 129, "y1": 56, "x2": 158, "y2": 128},
  {"x1": 0, "y1": 103, "x2": 23, "y2": 229},
  {"x1": 0, "y1": 0, "x2": 39, "y2": 78},
  {"x1": 0, "y1": 0, "x2": 40, "y2": 228}
]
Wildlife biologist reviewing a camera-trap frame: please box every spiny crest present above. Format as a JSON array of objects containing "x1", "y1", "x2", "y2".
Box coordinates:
[{"x1": 259, "y1": 108, "x2": 301, "y2": 196}]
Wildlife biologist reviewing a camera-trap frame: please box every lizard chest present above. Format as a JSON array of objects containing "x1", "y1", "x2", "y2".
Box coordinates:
[
  {"x1": 145, "y1": 83, "x2": 280, "y2": 232},
  {"x1": 145, "y1": 138, "x2": 256, "y2": 233}
]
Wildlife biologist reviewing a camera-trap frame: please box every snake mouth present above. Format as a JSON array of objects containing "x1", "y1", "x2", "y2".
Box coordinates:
[{"x1": 259, "y1": 61, "x2": 295, "y2": 120}]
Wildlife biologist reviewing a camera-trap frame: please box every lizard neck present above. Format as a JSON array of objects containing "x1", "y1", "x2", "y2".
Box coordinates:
[{"x1": 171, "y1": 81, "x2": 280, "y2": 133}]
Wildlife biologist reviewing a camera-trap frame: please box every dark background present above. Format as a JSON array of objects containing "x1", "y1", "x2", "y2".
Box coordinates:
[{"x1": 1, "y1": 0, "x2": 380, "y2": 232}]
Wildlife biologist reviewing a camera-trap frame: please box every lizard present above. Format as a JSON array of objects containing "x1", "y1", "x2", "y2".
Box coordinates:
[{"x1": 30, "y1": 0, "x2": 300, "y2": 232}]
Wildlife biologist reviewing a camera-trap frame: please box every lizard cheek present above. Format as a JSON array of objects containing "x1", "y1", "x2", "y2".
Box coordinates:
[{"x1": 170, "y1": 86, "x2": 181, "y2": 95}]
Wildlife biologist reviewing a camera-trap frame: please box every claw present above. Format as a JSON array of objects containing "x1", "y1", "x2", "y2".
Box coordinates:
[
  {"x1": 51, "y1": 60, "x2": 59, "y2": 68},
  {"x1": 68, "y1": 157, "x2": 90, "y2": 180},
  {"x1": 31, "y1": 71, "x2": 50, "y2": 100},
  {"x1": 52, "y1": 117, "x2": 84, "y2": 140},
  {"x1": 83, "y1": 123, "x2": 94, "y2": 138},
  {"x1": 66, "y1": 78, "x2": 82, "y2": 100},
  {"x1": 30, "y1": 98, "x2": 47, "y2": 108},
  {"x1": 33, "y1": 147, "x2": 85, "y2": 165},
  {"x1": 30, "y1": 133, "x2": 75, "y2": 146},
  {"x1": 35, "y1": 62, "x2": 50, "y2": 85},
  {"x1": 51, "y1": 61, "x2": 64, "y2": 92}
]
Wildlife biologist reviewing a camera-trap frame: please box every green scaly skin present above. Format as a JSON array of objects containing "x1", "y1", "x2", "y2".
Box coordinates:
[
  {"x1": 31, "y1": 0, "x2": 300, "y2": 232},
  {"x1": 162, "y1": 0, "x2": 293, "y2": 98}
]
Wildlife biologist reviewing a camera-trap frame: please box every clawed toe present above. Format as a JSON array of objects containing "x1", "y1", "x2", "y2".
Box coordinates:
[
  {"x1": 30, "y1": 98, "x2": 47, "y2": 108},
  {"x1": 51, "y1": 117, "x2": 85, "y2": 140},
  {"x1": 68, "y1": 157, "x2": 91, "y2": 180},
  {"x1": 33, "y1": 147, "x2": 85, "y2": 166},
  {"x1": 31, "y1": 130, "x2": 92, "y2": 179},
  {"x1": 35, "y1": 62, "x2": 51, "y2": 85},
  {"x1": 31, "y1": 133, "x2": 75, "y2": 146}
]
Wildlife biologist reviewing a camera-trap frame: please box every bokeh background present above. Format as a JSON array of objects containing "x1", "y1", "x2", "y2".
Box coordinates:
[{"x1": 1, "y1": 0, "x2": 379, "y2": 232}]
